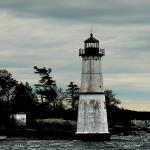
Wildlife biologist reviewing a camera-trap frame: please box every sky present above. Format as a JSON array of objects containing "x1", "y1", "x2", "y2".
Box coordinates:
[{"x1": 0, "y1": 0, "x2": 150, "y2": 111}]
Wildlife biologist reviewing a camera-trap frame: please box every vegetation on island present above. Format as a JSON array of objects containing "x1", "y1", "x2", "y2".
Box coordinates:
[{"x1": 0, "y1": 67, "x2": 150, "y2": 134}]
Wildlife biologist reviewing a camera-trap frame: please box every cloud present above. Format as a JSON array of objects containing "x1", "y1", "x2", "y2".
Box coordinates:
[
  {"x1": 104, "y1": 73, "x2": 150, "y2": 106},
  {"x1": 104, "y1": 73, "x2": 150, "y2": 90},
  {"x1": 0, "y1": 0, "x2": 150, "y2": 111},
  {"x1": 0, "y1": 0, "x2": 150, "y2": 24},
  {"x1": 0, "y1": 11, "x2": 149, "y2": 77},
  {"x1": 120, "y1": 100, "x2": 150, "y2": 112}
]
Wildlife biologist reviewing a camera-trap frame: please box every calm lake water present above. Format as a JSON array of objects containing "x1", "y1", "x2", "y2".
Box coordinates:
[{"x1": 0, "y1": 132, "x2": 150, "y2": 150}]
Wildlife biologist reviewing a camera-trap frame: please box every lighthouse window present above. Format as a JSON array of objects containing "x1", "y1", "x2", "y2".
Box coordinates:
[{"x1": 87, "y1": 43, "x2": 95, "y2": 47}]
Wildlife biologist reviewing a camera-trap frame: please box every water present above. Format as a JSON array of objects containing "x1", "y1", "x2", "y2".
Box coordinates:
[{"x1": 0, "y1": 132, "x2": 150, "y2": 150}]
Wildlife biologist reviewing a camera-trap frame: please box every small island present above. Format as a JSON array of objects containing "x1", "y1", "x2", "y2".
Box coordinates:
[{"x1": 0, "y1": 68, "x2": 150, "y2": 140}]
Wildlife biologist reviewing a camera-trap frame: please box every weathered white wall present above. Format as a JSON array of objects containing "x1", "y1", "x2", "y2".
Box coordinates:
[
  {"x1": 77, "y1": 54, "x2": 109, "y2": 134},
  {"x1": 77, "y1": 94, "x2": 109, "y2": 133},
  {"x1": 81, "y1": 56, "x2": 104, "y2": 93}
]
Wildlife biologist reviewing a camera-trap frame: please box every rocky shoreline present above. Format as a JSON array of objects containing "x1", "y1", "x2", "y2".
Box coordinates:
[
  {"x1": 1, "y1": 118, "x2": 149, "y2": 140},
  {"x1": 0, "y1": 127, "x2": 149, "y2": 141}
]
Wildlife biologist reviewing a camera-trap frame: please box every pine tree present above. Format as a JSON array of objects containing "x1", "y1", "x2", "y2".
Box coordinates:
[
  {"x1": 0, "y1": 69, "x2": 17, "y2": 125},
  {"x1": 104, "y1": 89, "x2": 121, "y2": 108},
  {"x1": 66, "y1": 82, "x2": 79, "y2": 110},
  {"x1": 11, "y1": 82, "x2": 37, "y2": 113},
  {"x1": 0, "y1": 69, "x2": 17, "y2": 102},
  {"x1": 33, "y1": 66, "x2": 57, "y2": 109}
]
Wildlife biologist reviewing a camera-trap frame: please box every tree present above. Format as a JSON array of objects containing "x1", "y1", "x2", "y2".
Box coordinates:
[
  {"x1": 66, "y1": 82, "x2": 79, "y2": 111},
  {"x1": 33, "y1": 66, "x2": 57, "y2": 109},
  {"x1": 104, "y1": 89, "x2": 133, "y2": 128},
  {"x1": 104, "y1": 89, "x2": 121, "y2": 108},
  {"x1": 0, "y1": 69, "x2": 17, "y2": 102},
  {"x1": 11, "y1": 82, "x2": 38, "y2": 113},
  {"x1": 0, "y1": 69, "x2": 17, "y2": 126},
  {"x1": 56, "y1": 88, "x2": 67, "y2": 110}
]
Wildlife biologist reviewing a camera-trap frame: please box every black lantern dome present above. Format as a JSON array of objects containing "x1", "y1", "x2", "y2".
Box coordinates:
[
  {"x1": 84, "y1": 33, "x2": 99, "y2": 46},
  {"x1": 79, "y1": 33, "x2": 105, "y2": 57},
  {"x1": 84, "y1": 33, "x2": 99, "y2": 56}
]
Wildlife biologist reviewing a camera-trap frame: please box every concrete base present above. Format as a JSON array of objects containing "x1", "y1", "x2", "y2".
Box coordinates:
[
  {"x1": 76, "y1": 133, "x2": 110, "y2": 141},
  {"x1": 77, "y1": 94, "x2": 109, "y2": 134}
]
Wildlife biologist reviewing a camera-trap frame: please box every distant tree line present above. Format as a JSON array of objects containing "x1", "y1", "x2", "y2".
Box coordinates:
[
  {"x1": 1, "y1": 67, "x2": 147, "y2": 129},
  {"x1": 0, "y1": 67, "x2": 80, "y2": 128}
]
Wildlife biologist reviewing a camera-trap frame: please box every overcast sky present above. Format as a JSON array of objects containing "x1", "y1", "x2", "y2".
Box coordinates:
[{"x1": 0, "y1": 0, "x2": 150, "y2": 111}]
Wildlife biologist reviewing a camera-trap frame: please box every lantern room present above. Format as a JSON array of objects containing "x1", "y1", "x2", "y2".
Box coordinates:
[
  {"x1": 84, "y1": 33, "x2": 99, "y2": 49},
  {"x1": 79, "y1": 33, "x2": 105, "y2": 57}
]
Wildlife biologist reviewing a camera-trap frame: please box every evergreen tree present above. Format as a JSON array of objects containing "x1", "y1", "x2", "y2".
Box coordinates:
[
  {"x1": 0, "y1": 69, "x2": 17, "y2": 102},
  {"x1": 33, "y1": 66, "x2": 57, "y2": 109},
  {"x1": 0, "y1": 69, "x2": 17, "y2": 126},
  {"x1": 66, "y1": 82, "x2": 79, "y2": 110},
  {"x1": 56, "y1": 88, "x2": 67, "y2": 110},
  {"x1": 11, "y1": 82, "x2": 37, "y2": 113},
  {"x1": 104, "y1": 89, "x2": 121, "y2": 108}
]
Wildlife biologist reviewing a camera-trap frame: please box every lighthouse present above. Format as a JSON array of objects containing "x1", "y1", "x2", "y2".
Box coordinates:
[{"x1": 76, "y1": 33, "x2": 110, "y2": 140}]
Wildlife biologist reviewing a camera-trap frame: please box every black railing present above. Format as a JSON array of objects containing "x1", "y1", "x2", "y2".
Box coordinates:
[
  {"x1": 79, "y1": 49, "x2": 85, "y2": 56},
  {"x1": 99, "y1": 48, "x2": 105, "y2": 56}
]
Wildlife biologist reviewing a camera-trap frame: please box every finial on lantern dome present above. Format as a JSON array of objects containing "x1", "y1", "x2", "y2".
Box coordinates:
[{"x1": 90, "y1": 24, "x2": 93, "y2": 37}]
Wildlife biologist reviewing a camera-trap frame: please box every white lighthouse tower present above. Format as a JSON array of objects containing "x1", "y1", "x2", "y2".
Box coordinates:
[{"x1": 76, "y1": 33, "x2": 110, "y2": 140}]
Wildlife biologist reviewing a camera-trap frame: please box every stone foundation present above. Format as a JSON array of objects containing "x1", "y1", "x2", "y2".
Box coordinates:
[{"x1": 76, "y1": 133, "x2": 110, "y2": 141}]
